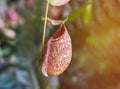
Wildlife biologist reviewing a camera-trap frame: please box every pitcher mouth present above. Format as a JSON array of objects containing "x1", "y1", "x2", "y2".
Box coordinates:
[{"x1": 51, "y1": 24, "x2": 66, "y2": 42}]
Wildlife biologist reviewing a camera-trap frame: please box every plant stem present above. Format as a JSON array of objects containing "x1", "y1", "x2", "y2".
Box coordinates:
[{"x1": 42, "y1": 0, "x2": 50, "y2": 50}]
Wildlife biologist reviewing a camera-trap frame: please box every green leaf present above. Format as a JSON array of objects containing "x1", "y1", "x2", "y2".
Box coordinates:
[
  {"x1": 65, "y1": 5, "x2": 87, "y2": 24},
  {"x1": 0, "y1": 48, "x2": 12, "y2": 57},
  {"x1": 65, "y1": 0, "x2": 93, "y2": 24},
  {"x1": 83, "y1": 4, "x2": 92, "y2": 24}
]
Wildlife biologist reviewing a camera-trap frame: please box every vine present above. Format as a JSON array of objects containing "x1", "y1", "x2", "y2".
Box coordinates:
[{"x1": 42, "y1": 0, "x2": 50, "y2": 50}]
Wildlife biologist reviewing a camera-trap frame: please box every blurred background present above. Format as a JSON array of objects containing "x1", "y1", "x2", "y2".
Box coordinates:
[{"x1": 1, "y1": 0, "x2": 120, "y2": 89}]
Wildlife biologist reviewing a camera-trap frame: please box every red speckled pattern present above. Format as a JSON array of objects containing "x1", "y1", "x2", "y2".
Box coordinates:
[{"x1": 42, "y1": 24, "x2": 72, "y2": 76}]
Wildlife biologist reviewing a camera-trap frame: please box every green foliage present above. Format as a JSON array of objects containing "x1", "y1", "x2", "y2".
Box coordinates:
[
  {"x1": 83, "y1": 4, "x2": 92, "y2": 24},
  {"x1": 0, "y1": 74, "x2": 24, "y2": 89},
  {"x1": 0, "y1": 62, "x2": 38, "y2": 89},
  {"x1": 65, "y1": 6, "x2": 84, "y2": 24},
  {"x1": 0, "y1": 48, "x2": 12, "y2": 57},
  {"x1": 65, "y1": 1, "x2": 92, "y2": 24}
]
